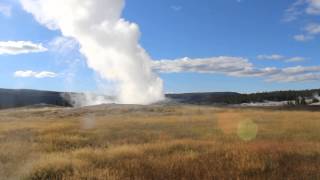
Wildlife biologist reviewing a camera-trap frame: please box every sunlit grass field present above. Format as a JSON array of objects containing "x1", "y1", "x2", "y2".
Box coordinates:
[{"x1": 0, "y1": 105, "x2": 319, "y2": 179}]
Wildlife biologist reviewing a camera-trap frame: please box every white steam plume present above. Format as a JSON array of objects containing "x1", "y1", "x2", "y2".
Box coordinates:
[
  {"x1": 314, "y1": 93, "x2": 320, "y2": 101},
  {"x1": 20, "y1": 0, "x2": 164, "y2": 105}
]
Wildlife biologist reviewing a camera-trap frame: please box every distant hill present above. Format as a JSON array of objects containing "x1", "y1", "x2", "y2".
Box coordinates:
[
  {"x1": 0, "y1": 88, "x2": 319, "y2": 109},
  {"x1": 0, "y1": 89, "x2": 72, "y2": 109},
  {"x1": 166, "y1": 92, "x2": 241, "y2": 105}
]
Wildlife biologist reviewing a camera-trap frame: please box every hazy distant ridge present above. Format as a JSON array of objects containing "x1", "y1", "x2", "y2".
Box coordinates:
[{"x1": 0, "y1": 88, "x2": 319, "y2": 109}]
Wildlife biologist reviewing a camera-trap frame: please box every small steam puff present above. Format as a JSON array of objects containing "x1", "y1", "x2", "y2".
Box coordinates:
[
  {"x1": 20, "y1": 0, "x2": 164, "y2": 105},
  {"x1": 62, "y1": 93, "x2": 115, "y2": 107}
]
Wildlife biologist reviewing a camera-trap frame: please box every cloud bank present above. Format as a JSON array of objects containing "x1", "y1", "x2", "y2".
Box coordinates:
[
  {"x1": 152, "y1": 57, "x2": 320, "y2": 83},
  {"x1": 153, "y1": 57, "x2": 260, "y2": 76},
  {"x1": 0, "y1": 41, "x2": 47, "y2": 55},
  {"x1": 20, "y1": 0, "x2": 164, "y2": 105},
  {"x1": 14, "y1": 70, "x2": 57, "y2": 78}
]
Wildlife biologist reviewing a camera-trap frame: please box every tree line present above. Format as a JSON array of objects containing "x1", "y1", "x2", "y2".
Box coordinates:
[{"x1": 167, "y1": 89, "x2": 320, "y2": 105}]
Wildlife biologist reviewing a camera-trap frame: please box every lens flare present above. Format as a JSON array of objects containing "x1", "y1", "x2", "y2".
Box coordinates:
[{"x1": 237, "y1": 120, "x2": 258, "y2": 141}]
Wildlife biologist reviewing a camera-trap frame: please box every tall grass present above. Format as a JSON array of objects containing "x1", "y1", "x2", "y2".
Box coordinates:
[{"x1": 0, "y1": 105, "x2": 319, "y2": 179}]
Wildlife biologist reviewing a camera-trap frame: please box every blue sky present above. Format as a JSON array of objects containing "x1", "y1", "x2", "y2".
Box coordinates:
[{"x1": 0, "y1": 0, "x2": 319, "y2": 94}]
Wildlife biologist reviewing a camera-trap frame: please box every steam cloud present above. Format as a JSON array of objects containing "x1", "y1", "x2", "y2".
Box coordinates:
[{"x1": 20, "y1": 0, "x2": 164, "y2": 105}]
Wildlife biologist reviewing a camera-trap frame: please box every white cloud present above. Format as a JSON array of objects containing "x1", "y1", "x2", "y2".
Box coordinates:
[
  {"x1": 293, "y1": 34, "x2": 314, "y2": 41},
  {"x1": 152, "y1": 57, "x2": 280, "y2": 78},
  {"x1": 152, "y1": 56, "x2": 319, "y2": 83},
  {"x1": 285, "y1": 0, "x2": 320, "y2": 20},
  {"x1": 305, "y1": 23, "x2": 320, "y2": 34},
  {"x1": 14, "y1": 70, "x2": 57, "y2": 78},
  {"x1": 0, "y1": 41, "x2": 47, "y2": 55},
  {"x1": 171, "y1": 5, "x2": 182, "y2": 11},
  {"x1": 251, "y1": 66, "x2": 320, "y2": 82},
  {"x1": 256, "y1": 54, "x2": 306, "y2": 63},
  {"x1": 285, "y1": 1, "x2": 320, "y2": 41},
  {"x1": 257, "y1": 54, "x2": 285, "y2": 60},
  {"x1": 268, "y1": 73, "x2": 320, "y2": 82},
  {"x1": 293, "y1": 23, "x2": 320, "y2": 42},
  {"x1": 0, "y1": 3, "x2": 11, "y2": 17},
  {"x1": 282, "y1": 65, "x2": 320, "y2": 74},
  {"x1": 285, "y1": 57, "x2": 306, "y2": 62},
  {"x1": 283, "y1": 0, "x2": 305, "y2": 22},
  {"x1": 229, "y1": 67, "x2": 280, "y2": 77},
  {"x1": 306, "y1": 0, "x2": 320, "y2": 15}
]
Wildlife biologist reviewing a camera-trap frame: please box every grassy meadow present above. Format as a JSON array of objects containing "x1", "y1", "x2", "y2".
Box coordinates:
[{"x1": 0, "y1": 105, "x2": 319, "y2": 179}]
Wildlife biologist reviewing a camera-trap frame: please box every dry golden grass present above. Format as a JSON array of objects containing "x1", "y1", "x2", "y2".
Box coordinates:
[{"x1": 0, "y1": 105, "x2": 319, "y2": 180}]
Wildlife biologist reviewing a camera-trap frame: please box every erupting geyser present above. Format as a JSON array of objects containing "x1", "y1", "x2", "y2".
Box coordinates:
[{"x1": 20, "y1": 0, "x2": 164, "y2": 104}]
